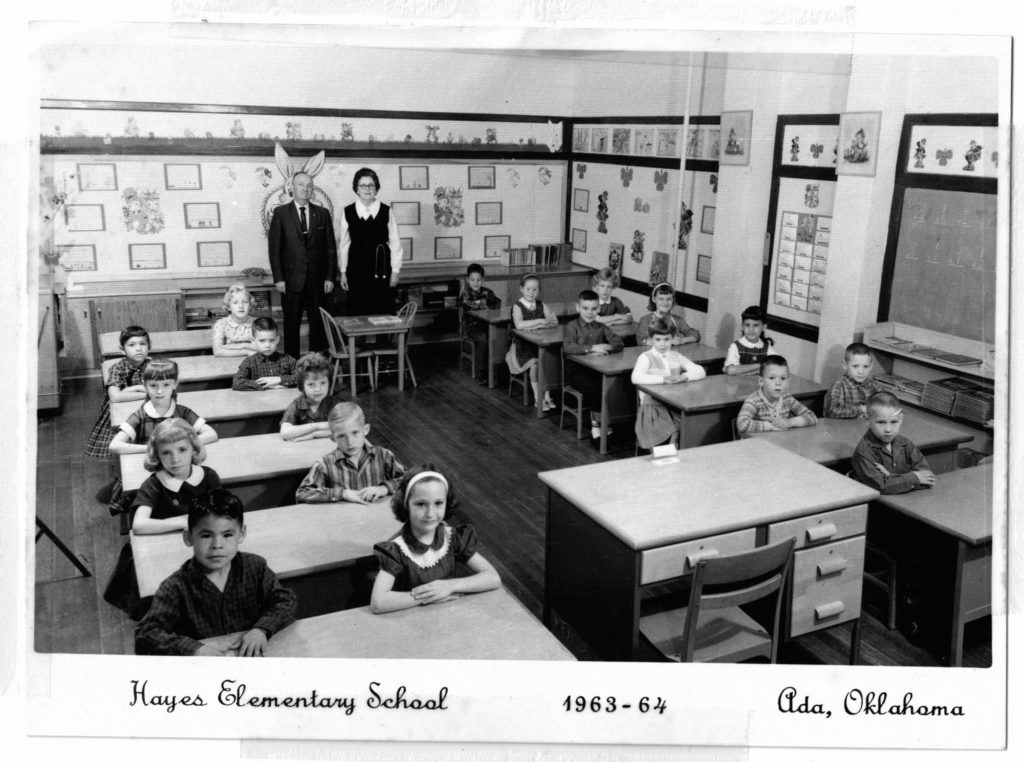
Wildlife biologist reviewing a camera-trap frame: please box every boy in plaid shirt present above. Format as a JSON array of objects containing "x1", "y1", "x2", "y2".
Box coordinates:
[
  {"x1": 825, "y1": 342, "x2": 877, "y2": 419},
  {"x1": 232, "y1": 317, "x2": 297, "y2": 390},
  {"x1": 735, "y1": 355, "x2": 818, "y2": 435}
]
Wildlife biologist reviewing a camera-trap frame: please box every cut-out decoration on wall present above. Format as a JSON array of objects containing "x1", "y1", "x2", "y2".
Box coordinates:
[
  {"x1": 596, "y1": 191, "x2": 609, "y2": 234},
  {"x1": 261, "y1": 143, "x2": 332, "y2": 234},
  {"x1": 576, "y1": 163, "x2": 587, "y2": 179},
  {"x1": 790, "y1": 136, "x2": 800, "y2": 162},
  {"x1": 936, "y1": 148, "x2": 953, "y2": 166},
  {"x1": 963, "y1": 140, "x2": 983, "y2": 171},
  {"x1": 286, "y1": 122, "x2": 302, "y2": 140},
  {"x1": 124, "y1": 117, "x2": 140, "y2": 137},
  {"x1": 653, "y1": 170, "x2": 668, "y2": 191},
  {"x1": 122, "y1": 187, "x2": 164, "y2": 234},
  {"x1": 634, "y1": 198, "x2": 650, "y2": 214},
  {"x1": 719, "y1": 110, "x2": 752, "y2": 166},
  {"x1": 545, "y1": 120, "x2": 562, "y2": 152},
  {"x1": 804, "y1": 184, "x2": 820, "y2": 209},
  {"x1": 255, "y1": 167, "x2": 273, "y2": 187},
  {"x1": 612, "y1": 128, "x2": 631, "y2": 154},
  {"x1": 649, "y1": 250, "x2": 669, "y2": 286},
  {"x1": 992, "y1": 151, "x2": 999, "y2": 167},
  {"x1": 837, "y1": 111, "x2": 881, "y2": 177},
  {"x1": 608, "y1": 242, "x2": 624, "y2": 273},
  {"x1": 620, "y1": 167, "x2": 633, "y2": 187},
  {"x1": 678, "y1": 202, "x2": 693, "y2": 250},
  {"x1": 913, "y1": 139, "x2": 927, "y2": 168},
  {"x1": 426, "y1": 125, "x2": 440, "y2": 144},
  {"x1": 485, "y1": 128, "x2": 498, "y2": 145},
  {"x1": 630, "y1": 230, "x2": 645, "y2": 263},
  {"x1": 710, "y1": 174, "x2": 718, "y2": 193},
  {"x1": 230, "y1": 120, "x2": 245, "y2": 139},
  {"x1": 505, "y1": 167, "x2": 520, "y2": 187},
  {"x1": 219, "y1": 166, "x2": 236, "y2": 188},
  {"x1": 538, "y1": 167, "x2": 552, "y2": 185},
  {"x1": 340, "y1": 123, "x2": 355, "y2": 141},
  {"x1": 696, "y1": 254, "x2": 712, "y2": 284},
  {"x1": 433, "y1": 186, "x2": 465, "y2": 227},
  {"x1": 810, "y1": 143, "x2": 823, "y2": 158}
]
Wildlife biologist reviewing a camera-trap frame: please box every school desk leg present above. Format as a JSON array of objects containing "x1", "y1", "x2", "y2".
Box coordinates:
[
  {"x1": 398, "y1": 332, "x2": 406, "y2": 392},
  {"x1": 486, "y1": 326, "x2": 497, "y2": 389},
  {"x1": 599, "y1": 376, "x2": 610, "y2": 455},
  {"x1": 535, "y1": 347, "x2": 548, "y2": 418},
  {"x1": 848, "y1": 616, "x2": 862, "y2": 665},
  {"x1": 348, "y1": 336, "x2": 358, "y2": 396}
]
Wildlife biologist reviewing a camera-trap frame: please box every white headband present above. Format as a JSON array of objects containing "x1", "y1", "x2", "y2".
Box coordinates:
[
  {"x1": 651, "y1": 281, "x2": 673, "y2": 299},
  {"x1": 405, "y1": 471, "x2": 449, "y2": 504}
]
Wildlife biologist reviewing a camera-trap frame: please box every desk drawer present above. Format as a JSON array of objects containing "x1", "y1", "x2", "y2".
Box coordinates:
[
  {"x1": 641, "y1": 528, "x2": 757, "y2": 585},
  {"x1": 768, "y1": 504, "x2": 867, "y2": 549},
  {"x1": 788, "y1": 536, "x2": 865, "y2": 637}
]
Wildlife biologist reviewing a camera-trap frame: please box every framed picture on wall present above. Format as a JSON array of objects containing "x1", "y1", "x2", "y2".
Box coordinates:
[
  {"x1": 696, "y1": 254, "x2": 713, "y2": 284},
  {"x1": 196, "y1": 241, "x2": 233, "y2": 268},
  {"x1": 184, "y1": 202, "x2": 221, "y2": 229},
  {"x1": 701, "y1": 206, "x2": 716, "y2": 235},
  {"x1": 572, "y1": 228, "x2": 587, "y2": 253},
  {"x1": 656, "y1": 128, "x2": 679, "y2": 157},
  {"x1": 572, "y1": 127, "x2": 590, "y2": 152},
  {"x1": 591, "y1": 128, "x2": 609, "y2": 153},
  {"x1": 56, "y1": 244, "x2": 97, "y2": 271},
  {"x1": 720, "y1": 110, "x2": 753, "y2": 166},
  {"x1": 837, "y1": 111, "x2": 882, "y2": 177},
  {"x1": 468, "y1": 165, "x2": 496, "y2": 189},
  {"x1": 164, "y1": 163, "x2": 202, "y2": 190},
  {"x1": 391, "y1": 201, "x2": 421, "y2": 226},
  {"x1": 475, "y1": 201, "x2": 503, "y2": 225},
  {"x1": 399, "y1": 165, "x2": 429, "y2": 190},
  {"x1": 612, "y1": 128, "x2": 631, "y2": 154},
  {"x1": 573, "y1": 188, "x2": 590, "y2": 212},
  {"x1": 65, "y1": 204, "x2": 106, "y2": 232},
  {"x1": 129, "y1": 243, "x2": 167, "y2": 270},
  {"x1": 434, "y1": 236, "x2": 462, "y2": 260},
  {"x1": 634, "y1": 128, "x2": 654, "y2": 156},
  {"x1": 76, "y1": 163, "x2": 117, "y2": 191},
  {"x1": 484, "y1": 234, "x2": 510, "y2": 259},
  {"x1": 400, "y1": 237, "x2": 413, "y2": 261}
]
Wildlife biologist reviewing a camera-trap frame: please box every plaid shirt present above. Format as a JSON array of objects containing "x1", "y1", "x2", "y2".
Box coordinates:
[
  {"x1": 851, "y1": 430, "x2": 930, "y2": 495},
  {"x1": 736, "y1": 389, "x2": 817, "y2": 434},
  {"x1": 459, "y1": 284, "x2": 501, "y2": 313},
  {"x1": 825, "y1": 374, "x2": 877, "y2": 419},
  {"x1": 232, "y1": 351, "x2": 297, "y2": 390},
  {"x1": 295, "y1": 442, "x2": 406, "y2": 503},
  {"x1": 135, "y1": 552, "x2": 296, "y2": 656},
  {"x1": 563, "y1": 318, "x2": 624, "y2": 355},
  {"x1": 280, "y1": 393, "x2": 345, "y2": 426}
]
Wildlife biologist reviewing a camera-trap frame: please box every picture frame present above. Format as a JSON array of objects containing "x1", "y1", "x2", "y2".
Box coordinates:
[
  {"x1": 701, "y1": 205, "x2": 716, "y2": 235},
  {"x1": 719, "y1": 110, "x2": 753, "y2": 166},
  {"x1": 434, "y1": 236, "x2": 463, "y2": 261},
  {"x1": 399, "y1": 165, "x2": 430, "y2": 190},
  {"x1": 475, "y1": 201, "x2": 503, "y2": 225},
  {"x1": 76, "y1": 162, "x2": 117, "y2": 191},
  {"x1": 163, "y1": 163, "x2": 203, "y2": 190},
  {"x1": 391, "y1": 201, "x2": 421, "y2": 226},
  {"x1": 837, "y1": 111, "x2": 882, "y2": 177},
  {"x1": 573, "y1": 187, "x2": 590, "y2": 212},
  {"x1": 55, "y1": 244, "x2": 97, "y2": 271},
  {"x1": 400, "y1": 236, "x2": 413, "y2": 262},
  {"x1": 656, "y1": 128, "x2": 679, "y2": 157},
  {"x1": 128, "y1": 243, "x2": 167, "y2": 270},
  {"x1": 696, "y1": 254, "x2": 713, "y2": 284},
  {"x1": 611, "y1": 128, "x2": 631, "y2": 155},
  {"x1": 184, "y1": 202, "x2": 221, "y2": 229},
  {"x1": 572, "y1": 126, "x2": 590, "y2": 152},
  {"x1": 64, "y1": 204, "x2": 106, "y2": 232},
  {"x1": 196, "y1": 241, "x2": 233, "y2": 268},
  {"x1": 484, "y1": 234, "x2": 511, "y2": 259},
  {"x1": 468, "y1": 165, "x2": 496, "y2": 189},
  {"x1": 572, "y1": 227, "x2": 587, "y2": 253},
  {"x1": 590, "y1": 128, "x2": 609, "y2": 153},
  {"x1": 634, "y1": 128, "x2": 654, "y2": 156}
]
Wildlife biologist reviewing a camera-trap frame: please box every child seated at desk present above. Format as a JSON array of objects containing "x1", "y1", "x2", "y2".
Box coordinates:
[
  {"x1": 295, "y1": 401, "x2": 406, "y2": 504},
  {"x1": 851, "y1": 392, "x2": 936, "y2": 494},
  {"x1": 212, "y1": 282, "x2": 258, "y2": 357},
  {"x1": 135, "y1": 488, "x2": 297, "y2": 656},
  {"x1": 506, "y1": 272, "x2": 559, "y2": 411},
  {"x1": 735, "y1": 355, "x2": 817, "y2": 435},
  {"x1": 592, "y1": 267, "x2": 632, "y2": 326},
  {"x1": 459, "y1": 263, "x2": 501, "y2": 381},
  {"x1": 724, "y1": 305, "x2": 777, "y2": 375},
  {"x1": 635, "y1": 282, "x2": 700, "y2": 346},
  {"x1": 280, "y1": 353, "x2": 345, "y2": 441},
  {"x1": 825, "y1": 342, "x2": 877, "y2": 419},
  {"x1": 232, "y1": 317, "x2": 297, "y2": 390},
  {"x1": 563, "y1": 289, "x2": 625, "y2": 438},
  {"x1": 370, "y1": 465, "x2": 500, "y2": 614},
  {"x1": 631, "y1": 317, "x2": 707, "y2": 449}
]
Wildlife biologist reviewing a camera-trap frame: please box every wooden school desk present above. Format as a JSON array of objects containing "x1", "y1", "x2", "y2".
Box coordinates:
[
  {"x1": 540, "y1": 438, "x2": 879, "y2": 661},
  {"x1": 464, "y1": 301, "x2": 579, "y2": 389},
  {"x1": 334, "y1": 314, "x2": 411, "y2": 396},
  {"x1": 132, "y1": 500, "x2": 401, "y2": 618},
  {"x1": 510, "y1": 322, "x2": 634, "y2": 418},
  {"x1": 100, "y1": 329, "x2": 212, "y2": 359},
  {"x1": 110, "y1": 387, "x2": 298, "y2": 438},
  {"x1": 203, "y1": 587, "x2": 575, "y2": 660},
  {"x1": 121, "y1": 433, "x2": 335, "y2": 510},
  {"x1": 636, "y1": 373, "x2": 827, "y2": 449},
  {"x1": 566, "y1": 343, "x2": 727, "y2": 454},
  {"x1": 871, "y1": 464, "x2": 992, "y2": 667},
  {"x1": 748, "y1": 408, "x2": 975, "y2": 474},
  {"x1": 102, "y1": 354, "x2": 244, "y2": 392}
]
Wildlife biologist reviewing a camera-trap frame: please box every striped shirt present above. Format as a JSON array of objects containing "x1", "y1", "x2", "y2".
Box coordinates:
[
  {"x1": 295, "y1": 442, "x2": 406, "y2": 503},
  {"x1": 232, "y1": 351, "x2": 297, "y2": 390},
  {"x1": 825, "y1": 374, "x2": 877, "y2": 419},
  {"x1": 736, "y1": 389, "x2": 817, "y2": 434}
]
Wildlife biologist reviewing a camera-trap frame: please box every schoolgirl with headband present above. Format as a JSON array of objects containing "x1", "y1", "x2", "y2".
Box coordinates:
[
  {"x1": 635, "y1": 281, "x2": 701, "y2": 346},
  {"x1": 370, "y1": 465, "x2": 500, "y2": 614}
]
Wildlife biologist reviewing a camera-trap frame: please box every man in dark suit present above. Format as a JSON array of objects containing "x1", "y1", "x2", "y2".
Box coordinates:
[{"x1": 268, "y1": 171, "x2": 337, "y2": 357}]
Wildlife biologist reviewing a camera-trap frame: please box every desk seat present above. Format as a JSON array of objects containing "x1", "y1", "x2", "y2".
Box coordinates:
[{"x1": 111, "y1": 387, "x2": 298, "y2": 438}]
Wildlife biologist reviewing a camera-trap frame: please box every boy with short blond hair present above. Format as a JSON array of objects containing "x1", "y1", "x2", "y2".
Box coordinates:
[
  {"x1": 851, "y1": 392, "x2": 935, "y2": 494},
  {"x1": 563, "y1": 289, "x2": 625, "y2": 438},
  {"x1": 735, "y1": 355, "x2": 817, "y2": 435},
  {"x1": 825, "y1": 342, "x2": 877, "y2": 419}
]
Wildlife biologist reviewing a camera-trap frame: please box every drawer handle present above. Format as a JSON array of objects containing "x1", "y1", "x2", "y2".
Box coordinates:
[
  {"x1": 806, "y1": 523, "x2": 837, "y2": 543},
  {"x1": 686, "y1": 548, "x2": 720, "y2": 569},
  {"x1": 814, "y1": 601, "x2": 846, "y2": 621},
  {"x1": 817, "y1": 558, "x2": 848, "y2": 577}
]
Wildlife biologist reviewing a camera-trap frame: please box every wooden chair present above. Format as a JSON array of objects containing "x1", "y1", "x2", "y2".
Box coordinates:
[
  {"x1": 373, "y1": 302, "x2": 418, "y2": 388},
  {"x1": 558, "y1": 350, "x2": 587, "y2": 439},
  {"x1": 639, "y1": 538, "x2": 796, "y2": 663},
  {"x1": 319, "y1": 307, "x2": 375, "y2": 394},
  {"x1": 457, "y1": 307, "x2": 477, "y2": 378}
]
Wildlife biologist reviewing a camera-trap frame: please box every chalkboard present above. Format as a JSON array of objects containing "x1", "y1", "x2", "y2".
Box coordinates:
[{"x1": 888, "y1": 187, "x2": 996, "y2": 342}]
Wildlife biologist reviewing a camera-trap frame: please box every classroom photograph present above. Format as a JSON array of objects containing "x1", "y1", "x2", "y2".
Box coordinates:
[{"x1": 30, "y1": 24, "x2": 1005, "y2": 671}]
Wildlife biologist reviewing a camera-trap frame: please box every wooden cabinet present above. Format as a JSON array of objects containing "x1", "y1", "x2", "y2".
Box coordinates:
[{"x1": 88, "y1": 292, "x2": 185, "y2": 367}]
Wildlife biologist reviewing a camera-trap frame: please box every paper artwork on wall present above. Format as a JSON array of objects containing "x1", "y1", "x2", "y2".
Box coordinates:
[
  {"x1": 686, "y1": 127, "x2": 704, "y2": 159},
  {"x1": 707, "y1": 129, "x2": 721, "y2": 160},
  {"x1": 505, "y1": 167, "x2": 521, "y2": 187},
  {"x1": 537, "y1": 167, "x2": 553, "y2": 185},
  {"x1": 608, "y1": 242, "x2": 624, "y2": 273},
  {"x1": 719, "y1": 111, "x2": 753, "y2": 166},
  {"x1": 573, "y1": 126, "x2": 590, "y2": 152},
  {"x1": 649, "y1": 250, "x2": 669, "y2": 286},
  {"x1": 678, "y1": 202, "x2": 693, "y2": 250},
  {"x1": 653, "y1": 170, "x2": 668, "y2": 191},
  {"x1": 260, "y1": 144, "x2": 333, "y2": 233},
  {"x1": 576, "y1": 163, "x2": 587, "y2": 179},
  {"x1": 804, "y1": 184, "x2": 820, "y2": 209},
  {"x1": 620, "y1": 167, "x2": 633, "y2": 188},
  {"x1": 656, "y1": 129, "x2": 679, "y2": 157},
  {"x1": 774, "y1": 211, "x2": 831, "y2": 313},
  {"x1": 696, "y1": 254, "x2": 712, "y2": 284},
  {"x1": 433, "y1": 187, "x2": 465, "y2": 227},
  {"x1": 122, "y1": 187, "x2": 164, "y2": 234},
  {"x1": 612, "y1": 128, "x2": 631, "y2": 155},
  {"x1": 630, "y1": 230, "x2": 645, "y2": 263},
  {"x1": 219, "y1": 165, "x2": 236, "y2": 188},
  {"x1": 634, "y1": 129, "x2": 654, "y2": 156},
  {"x1": 596, "y1": 191, "x2": 609, "y2": 234},
  {"x1": 837, "y1": 112, "x2": 881, "y2": 177},
  {"x1": 591, "y1": 128, "x2": 609, "y2": 153},
  {"x1": 634, "y1": 198, "x2": 650, "y2": 214}
]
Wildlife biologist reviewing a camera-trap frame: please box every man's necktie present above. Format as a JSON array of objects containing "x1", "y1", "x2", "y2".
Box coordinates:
[{"x1": 300, "y1": 206, "x2": 308, "y2": 236}]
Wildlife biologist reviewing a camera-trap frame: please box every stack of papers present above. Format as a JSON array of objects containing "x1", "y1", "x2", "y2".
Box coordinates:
[
  {"x1": 951, "y1": 387, "x2": 995, "y2": 424},
  {"x1": 921, "y1": 377, "x2": 981, "y2": 415},
  {"x1": 874, "y1": 374, "x2": 926, "y2": 404}
]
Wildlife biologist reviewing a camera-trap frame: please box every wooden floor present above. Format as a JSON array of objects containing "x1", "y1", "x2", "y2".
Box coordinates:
[{"x1": 35, "y1": 347, "x2": 992, "y2": 666}]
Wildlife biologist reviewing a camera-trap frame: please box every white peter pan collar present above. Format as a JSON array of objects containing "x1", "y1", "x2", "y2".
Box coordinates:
[
  {"x1": 156, "y1": 465, "x2": 205, "y2": 493},
  {"x1": 355, "y1": 200, "x2": 381, "y2": 219},
  {"x1": 142, "y1": 400, "x2": 178, "y2": 419}
]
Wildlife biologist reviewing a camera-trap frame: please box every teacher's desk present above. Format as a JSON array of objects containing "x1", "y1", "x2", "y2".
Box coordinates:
[{"x1": 334, "y1": 314, "x2": 411, "y2": 397}]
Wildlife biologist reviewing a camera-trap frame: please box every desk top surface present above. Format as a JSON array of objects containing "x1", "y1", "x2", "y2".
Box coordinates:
[
  {"x1": 101, "y1": 329, "x2": 212, "y2": 357},
  {"x1": 111, "y1": 387, "x2": 298, "y2": 427},
  {"x1": 637, "y1": 373, "x2": 826, "y2": 412},
  {"x1": 120, "y1": 432, "x2": 335, "y2": 490},
  {"x1": 566, "y1": 343, "x2": 725, "y2": 375},
  {"x1": 539, "y1": 438, "x2": 878, "y2": 550},
  {"x1": 749, "y1": 408, "x2": 975, "y2": 466},
  {"x1": 131, "y1": 500, "x2": 401, "y2": 598},
  {"x1": 334, "y1": 314, "x2": 411, "y2": 337},
  {"x1": 511, "y1": 321, "x2": 634, "y2": 347},
  {"x1": 466, "y1": 301, "x2": 578, "y2": 326},
  {"x1": 205, "y1": 587, "x2": 575, "y2": 660},
  {"x1": 876, "y1": 464, "x2": 993, "y2": 545},
  {"x1": 102, "y1": 354, "x2": 243, "y2": 382}
]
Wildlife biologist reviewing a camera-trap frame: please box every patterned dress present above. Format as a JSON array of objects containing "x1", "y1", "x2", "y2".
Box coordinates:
[
  {"x1": 211, "y1": 316, "x2": 255, "y2": 353},
  {"x1": 84, "y1": 357, "x2": 149, "y2": 458},
  {"x1": 505, "y1": 299, "x2": 547, "y2": 374},
  {"x1": 373, "y1": 523, "x2": 479, "y2": 592}
]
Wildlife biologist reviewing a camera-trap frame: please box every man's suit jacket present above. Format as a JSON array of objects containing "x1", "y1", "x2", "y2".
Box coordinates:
[{"x1": 268, "y1": 202, "x2": 338, "y2": 292}]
